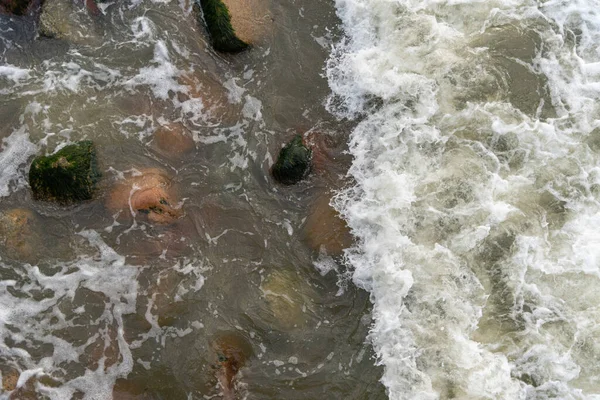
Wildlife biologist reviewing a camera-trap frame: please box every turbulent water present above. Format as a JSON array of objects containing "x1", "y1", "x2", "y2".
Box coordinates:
[
  {"x1": 3, "y1": 0, "x2": 600, "y2": 398},
  {"x1": 326, "y1": 0, "x2": 600, "y2": 398}
]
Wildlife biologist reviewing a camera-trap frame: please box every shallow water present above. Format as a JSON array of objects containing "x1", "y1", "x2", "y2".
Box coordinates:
[{"x1": 0, "y1": 0, "x2": 387, "y2": 398}]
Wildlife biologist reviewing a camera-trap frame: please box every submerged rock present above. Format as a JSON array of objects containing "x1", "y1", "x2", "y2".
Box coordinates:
[
  {"x1": 260, "y1": 269, "x2": 314, "y2": 330},
  {"x1": 29, "y1": 140, "x2": 100, "y2": 204},
  {"x1": 0, "y1": 0, "x2": 37, "y2": 15},
  {"x1": 272, "y1": 135, "x2": 312, "y2": 185},
  {"x1": 152, "y1": 123, "x2": 195, "y2": 156},
  {"x1": 106, "y1": 168, "x2": 182, "y2": 224},
  {"x1": 194, "y1": 0, "x2": 249, "y2": 53},
  {"x1": 0, "y1": 208, "x2": 37, "y2": 261},
  {"x1": 39, "y1": 0, "x2": 101, "y2": 45},
  {"x1": 2, "y1": 368, "x2": 18, "y2": 392},
  {"x1": 211, "y1": 332, "x2": 253, "y2": 399},
  {"x1": 303, "y1": 193, "x2": 353, "y2": 256}
]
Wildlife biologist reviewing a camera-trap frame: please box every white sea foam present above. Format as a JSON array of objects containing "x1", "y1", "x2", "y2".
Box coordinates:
[
  {"x1": 328, "y1": 0, "x2": 600, "y2": 398},
  {"x1": 0, "y1": 231, "x2": 138, "y2": 400},
  {"x1": 0, "y1": 65, "x2": 30, "y2": 83},
  {"x1": 125, "y1": 40, "x2": 184, "y2": 100},
  {"x1": 0, "y1": 127, "x2": 38, "y2": 197}
]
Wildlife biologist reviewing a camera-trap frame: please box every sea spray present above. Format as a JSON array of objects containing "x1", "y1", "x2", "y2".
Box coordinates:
[{"x1": 328, "y1": 0, "x2": 600, "y2": 398}]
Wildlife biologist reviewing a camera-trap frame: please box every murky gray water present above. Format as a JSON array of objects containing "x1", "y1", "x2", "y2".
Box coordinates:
[{"x1": 0, "y1": 0, "x2": 386, "y2": 398}]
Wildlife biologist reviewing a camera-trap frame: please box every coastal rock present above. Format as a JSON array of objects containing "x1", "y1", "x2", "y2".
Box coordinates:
[
  {"x1": 303, "y1": 193, "x2": 353, "y2": 256},
  {"x1": 2, "y1": 368, "x2": 18, "y2": 392},
  {"x1": 260, "y1": 269, "x2": 314, "y2": 330},
  {"x1": 0, "y1": 0, "x2": 36, "y2": 15},
  {"x1": 194, "y1": 0, "x2": 249, "y2": 53},
  {"x1": 304, "y1": 130, "x2": 352, "y2": 182},
  {"x1": 106, "y1": 168, "x2": 182, "y2": 224},
  {"x1": 39, "y1": 0, "x2": 101, "y2": 45},
  {"x1": 152, "y1": 123, "x2": 195, "y2": 156},
  {"x1": 29, "y1": 140, "x2": 99, "y2": 204},
  {"x1": 272, "y1": 135, "x2": 311, "y2": 185},
  {"x1": 211, "y1": 332, "x2": 252, "y2": 399},
  {"x1": 0, "y1": 208, "x2": 37, "y2": 261}
]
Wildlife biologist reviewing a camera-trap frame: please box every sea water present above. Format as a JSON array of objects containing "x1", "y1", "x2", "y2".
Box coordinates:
[{"x1": 327, "y1": 0, "x2": 600, "y2": 398}]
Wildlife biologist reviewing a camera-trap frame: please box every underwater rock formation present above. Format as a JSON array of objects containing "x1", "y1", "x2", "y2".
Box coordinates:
[
  {"x1": 106, "y1": 168, "x2": 182, "y2": 224},
  {"x1": 260, "y1": 269, "x2": 315, "y2": 330},
  {"x1": 303, "y1": 193, "x2": 353, "y2": 256},
  {"x1": 272, "y1": 134, "x2": 311, "y2": 185},
  {"x1": 152, "y1": 123, "x2": 195, "y2": 156},
  {"x1": 39, "y1": 0, "x2": 102, "y2": 44},
  {"x1": 29, "y1": 140, "x2": 100, "y2": 204},
  {"x1": 211, "y1": 332, "x2": 253, "y2": 399},
  {"x1": 0, "y1": 208, "x2": 39, "y2": 261}
]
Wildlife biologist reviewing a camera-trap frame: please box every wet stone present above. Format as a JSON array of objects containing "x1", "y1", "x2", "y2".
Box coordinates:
[
  {"x1": 29, "y1": 140, "x2": 100, "y2": 205},
  {"x1": 303, "y1": 193, "x2": 353, "y2": 256},
  {"x1": 211, "y1": 332, "x2": 253, "y2": 398},
  {"x1": 272, "y1": 134, "x2": 312, "y2": 185},
  {"x1": 0, "y1": 208, "x2": 37, "y2": 261},
  {"x1": 260, "y1": 269, "x2": 315, "y2": 330},
  {"x1": 152, "y1": 122, "x2": 195, "y2": 157},
  {"x1": 39, "y1": 0, "x2": 102, "y2": 45},
  {"x1": 106, "y1": 168, "x2": 183, "y2": 224},
  {"x1": 2, "y1": 368, "x2": 19, "y2": 392}
]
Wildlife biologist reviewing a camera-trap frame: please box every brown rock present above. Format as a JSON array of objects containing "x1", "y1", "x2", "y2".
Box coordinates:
[
  {"x1": 0, "y1": 208, "x2": 37, "y2": 261},
  {"x1": 84, "y1": 323, "x2": 120, "y2": 371},
  {"x1": 106, "y1": 169, "x2": 182, "y2": 224},
  {"x1": 303, "y1": 193, "x2": 353, "y2": 256},
  {"x1": 221, "y1": 0, "x2": 272, "y2": 45},
  {"x1": 0, "y1": 0, "x2": 38, "y2": 15},
  {"x1": 2, "y1": 368, "x2": 19, "y2": 392},
  {"x1": 211, "y1": 332, "x2": 252, "y2": 399},
  {"x1": 152, "y1": 123, "x2": 195, "y2": 156}
]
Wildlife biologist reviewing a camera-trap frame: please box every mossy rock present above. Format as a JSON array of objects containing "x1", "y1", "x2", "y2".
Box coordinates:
[
  {"x1": 194, "y1": 0, "x2": 249, "y2": 53},
  {"x1": 0, "y1": 0, "x2": 34, "y2": 15},
  {"x1": 29, "y1": 140, "x2": 100, "y2": 204},
  {"x1": 272, "y1": 135, "x2": 312, "y2": 185}
]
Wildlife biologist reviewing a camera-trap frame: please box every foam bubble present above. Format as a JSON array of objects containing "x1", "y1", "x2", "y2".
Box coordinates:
[{"x1": 0, "y1": 127, "x2": 38, "y2": 197}]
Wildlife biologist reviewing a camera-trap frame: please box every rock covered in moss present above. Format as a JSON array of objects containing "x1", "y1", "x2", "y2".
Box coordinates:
[
  {"x1": 29, "y1": 140, "x2": 100, "y2": 204},
  {"x1": 194, "y1": 0, "x2": 248, "y2": 53},
  {"x1": 272, "y1": 135, "x2": 312, "y2": 185},
  {"x1": 0, "y1": 0, "x2": 35, "y2": 15}
]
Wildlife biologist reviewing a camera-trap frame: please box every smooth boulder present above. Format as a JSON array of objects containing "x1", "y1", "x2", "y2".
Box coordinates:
[
  {"x1": 29, "y1": 140, "x2": 100, "y2": 204},
  {"x1": 39, "y1": 0, "x2": 101, "y2": 45},
  {"x1": 272, "y1": 135, "x2": 311, "y2": 185},
  {"x1": 106, "y1": 168, "x2": 182, "y2": 224},
  {"x1": 152, "y1": 123, "x2": 195, "y2": 157}
]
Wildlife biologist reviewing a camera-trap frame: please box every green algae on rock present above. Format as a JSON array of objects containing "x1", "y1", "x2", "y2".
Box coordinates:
[
  {"x1": 194, "y1": 0, "x2": 249, "y2": 53},
  {"x1": 29, "y1": 140, "x2": 100, "y2": 204},
  {"x1": 272, "y1": 135, "x2": 312, "y2": 185},
  {"x1": 0, "y1": 0, "x2": 34, "y2": 15}
]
